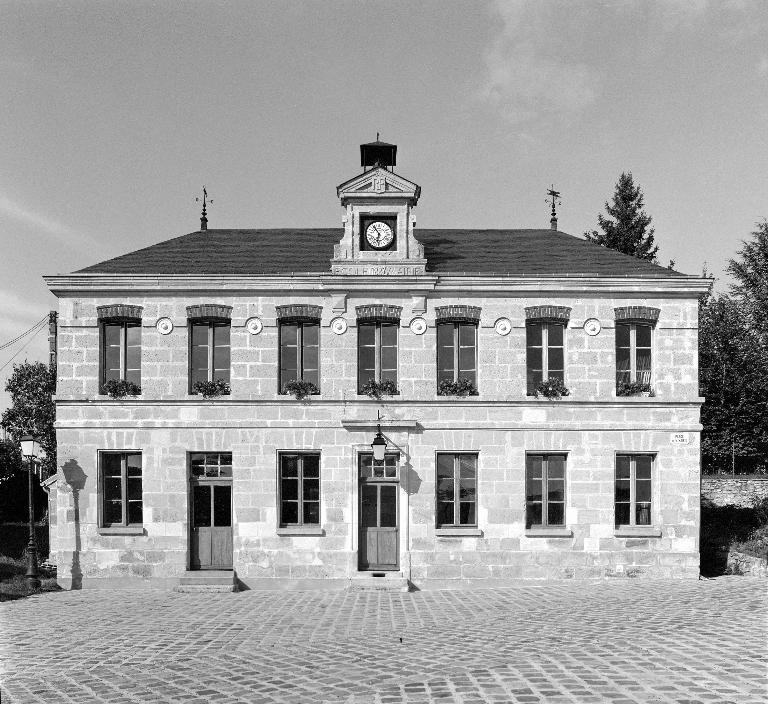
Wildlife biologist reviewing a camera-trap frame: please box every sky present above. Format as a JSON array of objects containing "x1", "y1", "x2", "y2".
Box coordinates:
[{"x1": 1, "y1": 0, "x2": 767, "y2": 411}]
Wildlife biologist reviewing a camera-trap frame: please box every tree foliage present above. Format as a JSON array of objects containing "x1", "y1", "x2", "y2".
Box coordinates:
[
  {"x1": 1, "y1": 361, "x2": 56, "y2": 477},
  {"x1": 0, "y1": 438, "x2": 22, "y2": 483},
  {"x1": 699, "y1": 223, "x2": 768, "y2": 473},
  {"x1": 585, "y1": 172, "x2": 659, "y2": 262}
]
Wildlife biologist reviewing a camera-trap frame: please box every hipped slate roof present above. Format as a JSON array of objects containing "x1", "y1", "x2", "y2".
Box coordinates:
[{"x1": 76, "y1": 229, "x2": 686, "y2": 277}]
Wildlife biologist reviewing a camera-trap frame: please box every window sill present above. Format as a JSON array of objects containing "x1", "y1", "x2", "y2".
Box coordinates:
[
  {"x1": 615, "y1": 526, "x2": 662, "y2": 538},
  {"x1": 99, "y1": 526, "x2": 144, "y2": 536},
  {"x1": 435, "y1": 527, "x2": 483, "y2": 537},
  {"x1": 276, "y1": 526, "x2": 324, "y2": 536},
  {"x1": 525, "y1": 527, "x2": 573, "y2": 538}
]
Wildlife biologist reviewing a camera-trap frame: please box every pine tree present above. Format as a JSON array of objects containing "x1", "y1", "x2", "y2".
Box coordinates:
[
  {"x1": 585, "y1": 172, "x2": 659, "y2": 261},
  {"x1": 727, "y1": 220, "x2": 768, "y2": 340}
]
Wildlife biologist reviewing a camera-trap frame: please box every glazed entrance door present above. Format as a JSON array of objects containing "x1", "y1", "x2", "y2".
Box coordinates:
[
  {"x1": 189, "y1": 453, "x2": 233, "y2": 570},
  {"x1": 359, "y1": 454, "x2": 399, "y2": 571}
]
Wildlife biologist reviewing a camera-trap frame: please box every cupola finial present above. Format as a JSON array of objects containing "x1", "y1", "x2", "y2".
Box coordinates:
[
  {"x1": 546, "y1": 185, "x2": 561, "y2": 231},
  {"x1": 196, "y1": 186, "x2": 212, "y2": 231}
]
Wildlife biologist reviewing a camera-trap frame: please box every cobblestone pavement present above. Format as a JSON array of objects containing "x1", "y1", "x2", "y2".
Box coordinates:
[{"x1": 1, "y1": 578, "x2": 766, "y2": 704}]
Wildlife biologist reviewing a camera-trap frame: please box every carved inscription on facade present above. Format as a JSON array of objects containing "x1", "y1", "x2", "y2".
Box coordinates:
[{"x1": 332, "y1": 263, "x2": 426, "y2": 276}]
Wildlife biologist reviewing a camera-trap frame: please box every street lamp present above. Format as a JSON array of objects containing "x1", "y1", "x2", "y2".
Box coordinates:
[
  {"x1": 19, "y1": 434, "x2": 44, "y2": 590},
  {"x1": 371, "y1": 424, "x2": 387, "y2": 462}
]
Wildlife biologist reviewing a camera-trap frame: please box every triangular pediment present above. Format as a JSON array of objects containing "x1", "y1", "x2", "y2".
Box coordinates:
[{"x1": 336, "y1": 167, "x2": 420, "y2": 201}]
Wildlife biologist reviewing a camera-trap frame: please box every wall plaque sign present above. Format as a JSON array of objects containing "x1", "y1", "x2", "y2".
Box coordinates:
[
  {"x1": 409, "y1": 317, "x2": 427, "y2": 335},
  {"x1": 494, "y1": 318, "x2": 512, "y2": 336},
  {"x1": 584, "y1": 318, "x2": 602, "y2": 336},
  {"x1": 331, "y1": 317, "x2": 348, "y2": 335},
  {"x1": 671, "y1": 433, "x2": 691, "y2": 445}
]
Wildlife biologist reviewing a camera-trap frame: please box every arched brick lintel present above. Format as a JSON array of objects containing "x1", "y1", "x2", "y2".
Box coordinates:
[
  {"x1": 356, "y1": 304, "x2": 403, "y2": 323},
  {"x1": 186, "y1": 304, "x2": 233, "y2": 322},
  {"x1": 96, "y1": 304, "x2": 143, "y2": 322},
  {"x1": 614, "y1": 306, "x2": 660, "y2": 326},
  {"x1": 525, "y1": 305, "x2": 571, "y2": 324},
  {"x1": 435, "y1": 305, "x2": 482, "y2": 324},
  {"x1": 276, "y1": 304, "x2": 323, "y2": 323}
]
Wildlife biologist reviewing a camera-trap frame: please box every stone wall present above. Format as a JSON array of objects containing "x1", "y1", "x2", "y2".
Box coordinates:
[{"x1": 701, "y1": 476, "x2": 768, "y2": 508}]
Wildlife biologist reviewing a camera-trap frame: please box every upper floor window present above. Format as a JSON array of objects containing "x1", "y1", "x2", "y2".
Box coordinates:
[
  {"x1": 435, "y1": 306, "x2": 480, "y2": 394},
  {"x1": 278, "y1": 452, "x2": 320, "y2": 527},
  {"x1": 615, "y1": 454, "x2": 653, "y2": 527},
  {"x1": 100, "y1": 451, "x2": 142, "y2": 527},
  {"x1": 187, "y1": 304, "x2": 232, "y2": 394},
  {"x1": 356, "y1": 305, "x2": 402, "y2": 394},
  {"x1": 276, "y1": 305, "x2": 322, "y2": 395},
  {"x1": 436, "y1": 453, "x2": 477, "y2": 528},
  {"x1": 97, "y1": 304, "x2": 143, "y2": 392},
  {"x1": 614, "y1": 308, "x2": 659, "y2": 395},
  {"x1": 526, "y1": 454, "x2": 566, "y2": 529},
  {"x1": 525, "y1": 306, "x2": 570, "y2": 396}
]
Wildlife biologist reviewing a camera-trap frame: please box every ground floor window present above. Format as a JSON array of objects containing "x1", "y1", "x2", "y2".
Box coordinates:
[
  {"x1": 100, "y1": 452, "x2": 142, "y2": 527},
  {"x1": 436, "y1": 453, "x2": 477, "y2": 527},
  {"x1": 526, "y1": 454, "x2": 566, "y2": 529},
  {"x1": 615, "y1": 454, "x2": 653, "y2": 526},
  {"x1": 278, "y1": 453, "x2": 320, "y2": 527}
]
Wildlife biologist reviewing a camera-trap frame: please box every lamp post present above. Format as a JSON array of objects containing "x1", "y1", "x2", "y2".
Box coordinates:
[
  {"x1": 19, "y1": 434, "x2": 43, "y2": 590},
  {"x1": 371, "y1": 424, "x2": 387, "y2": 462}
]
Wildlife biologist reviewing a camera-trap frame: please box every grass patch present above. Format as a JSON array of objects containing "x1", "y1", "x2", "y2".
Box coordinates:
[
  {"x1": 0, "y1": 555, "x2": 60, "y2": 602},
  {"x1": 731, "y1": 524, "x2": 768, "y2": 561}
]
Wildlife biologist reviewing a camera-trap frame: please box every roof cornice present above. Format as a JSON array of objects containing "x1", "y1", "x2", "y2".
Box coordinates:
[{"x1": 44, "y1": 273, "x2": 713, "y2": 297}]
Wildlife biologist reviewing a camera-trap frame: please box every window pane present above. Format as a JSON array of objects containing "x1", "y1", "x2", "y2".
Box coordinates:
[
  {"x1": 615, "y1": 503, "x2": 630, "y2": 526},
  {"x1": 437, "y1": 323, "x2": 453, "y2": 347},
  {"x1": 615, "y1": 479, "x2": 630, "y2": 503},
  {"x1": 379, "y1": 485, "x2": 397, "y2": 527},
  {"x1": 358, "y1": 346, "x2": 375, "y2": 374},
  {"x1": 636, "y1": 503, "x2": 651, "y2": 525},
  {"x1": 459, "y1": 502, "x2": 475, "y2": 525},
  {"x1": 381, "y1": 345, "x2": 397, "y2": 372},
  {"x1": 281, "y1": 455, "x2": 298, "y2": 477},
  {"x1": 281, "y1": 501, "x2": 298, "y2": 525},
  {"x1": 302, "y1": 345, "x2": 318, "y2": 371},
  {"x1": 527, "y1": 369, "x2": 542, "y2": 394},
  {"x1": 617, "y1": 345, "x2": 631, "y2": 373},
  {"x1": 358, "y1": 323, "x2": 375, "y2": 345},
  {"x1": 526, "y1": 503, "x2": 541, "y2": 529},
  {"x1": 361, "y1": 485, "x2": 377, "y2": 527},
  {"x1": 635, "y1": 324, "x2": 652, "y2": 348},
  {"x1": 635, "y1": 456, "x2": 652, "y2": 479},
  {"x1": 214, "y1": 345, "x2": 230, "y2": 375},
  {"x1": 127, "y1": 501, "x2": 142, "y2": 525},
  {"x1": 636, "y1": 479, "x2": 651, "y2": 503},
  {"x1": 616, "y1": 455, "x2": 631, "y2": 479},
  {"x1": 191, "y1": 324, "x2": 208, "y2": 346},
  {"x1": 458, "y1": 345, "x2": 476, "y2": 375},
  {"x1": 437, "y1": 500, "x2": 454, "y2": 527},
  {"x1": 547, "y1": 502, "x2": 564, "y2": 526},
  {"x1": 547, "y1": 347, "x2": 564, "y2": 372},
  {"x1": 104, "y1": 477, "x2": 122, "y2": 503},
  {"x1": 303, "y1": 455, "x2": 320, "y2": 478},
  {"x1": 127, "y1": 454, "x2": 142, "y2": 475},
  {"x1": 102, "y1": 454, "x2": 122, "y2": 478},
  {"x1": 281, "y1": 477, "x2": 298, "y2": 501},
  {"x1": 193, "y1": 486, "x2": 211, "y2": 528},
  {"x1": 437, "y1": 324, "x2": 454, "y2": 381},
  {"x1": 303, "y1": 501, "x2": 320, "y2": 525},
  {"x1": 213, "y1": 324, "x2": 230, "y2": 347},
  {"x1": 127, "y1": 476, "x2": 142, "y2": 501},
  {"x1": 303, "y1": 478, "x2": 319, "y2": 502},
  {"x1": 459, "y1": 476, "x2": 475, "y2": 500},
  {"x1": 547, "y1": 456, "x2": 565, "y2": 479},
  {"x1": 548, "y1": 479, "x2": 564, "y2": 503},
  {"x1": 547, "y1": 323, "x2": 564, "y2": 346},
  {"x1": 458, "y1": 323, "x2": 475, "y2": 346},
  {"x1": 380, "y1": 324, "x2": 398, "y2": 346},
  {"x1": 526, "y1": 477, "x2": 542, "y2": 502},
  {"x1": 104, "y1": 500, "x2": 122, "y2": 525},
  {"x1": 526, "y1": 323, "x2": 542, "y2": 346},
  {"x1": 303, "y1": 323, "x2": 319, "y2": 346},
  {"x1": 213, "y1": 485, "x2": 231, "y2": 527},
  {"x1": 616, "y1": 323, "x2": 630, "y2": 348},
  {"x1": 191, "y1": 345, "x2": 208, "y2": 369},
  {"x1": 104, "y1": 324, "x2": 121, "y2": 346},
  {"x1": 526, "y1": 455, "x2": 543, "y2": 480}
]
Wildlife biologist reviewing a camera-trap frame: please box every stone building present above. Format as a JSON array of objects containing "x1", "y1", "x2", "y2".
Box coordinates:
[{"x1": 45, "y1": 141, "x2": 711, "y2": 590}]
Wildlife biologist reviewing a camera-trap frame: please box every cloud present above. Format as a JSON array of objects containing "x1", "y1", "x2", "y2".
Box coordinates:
[
  {"x1": 0, "y1": 191, "x2": 99, "y2": 250},
  {"x1": 479, "y1": 1, "x2": 600, "y2": 124},
  {"x1": 759, "y1": 56, "x2": 768, "y2": 76}
]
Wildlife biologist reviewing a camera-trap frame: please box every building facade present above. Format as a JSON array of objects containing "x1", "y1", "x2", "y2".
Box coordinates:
[{"x1": 45, "y1": 142, "x2": 710, "y2": 590}]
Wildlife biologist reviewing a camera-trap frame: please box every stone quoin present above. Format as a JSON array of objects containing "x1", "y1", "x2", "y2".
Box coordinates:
[{"x1": 43, "y1": 139, "x2": 711, "y2": 590}]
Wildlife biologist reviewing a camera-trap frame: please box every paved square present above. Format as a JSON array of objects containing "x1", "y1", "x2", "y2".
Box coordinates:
[{"x1": 1, "y1": 578, "x2": 766, "y2": 703}]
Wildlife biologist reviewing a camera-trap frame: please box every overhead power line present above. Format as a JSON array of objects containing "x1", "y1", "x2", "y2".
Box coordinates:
[
  {"x1": 0, "y1": 315, "x2": 48, "y2": 352},
  {"x1": 0, "y1": 319, "x2": 48, "y2": 373}
]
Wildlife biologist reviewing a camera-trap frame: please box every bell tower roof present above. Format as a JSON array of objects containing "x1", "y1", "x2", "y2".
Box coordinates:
[{"x1": 360, "y1": 138, "x2": 397, "y2": 171}]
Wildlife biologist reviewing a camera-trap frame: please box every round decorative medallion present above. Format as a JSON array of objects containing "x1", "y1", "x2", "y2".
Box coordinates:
[
  {"x1": 246, "y1": 317, "x2": 263, "y2": 335},
  {"x1": 156, "y1": 317, "x2": 173, "y2": 335},
  {"x1": 409, "y1": 317, "x2": 427, "y2": 335},
  {"x1": 494, "y1": 317, "x2": 512, "y2": 336},
  {"x1": 584, "y1": 318, "x2": 602, "y2": 336},
  {"x1": 331, "y1": 317, "x2": 348, "y2": 335}
]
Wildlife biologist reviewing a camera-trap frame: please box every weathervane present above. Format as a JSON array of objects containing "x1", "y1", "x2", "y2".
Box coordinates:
[
  {"x1": 196, "y1": 187, "x2": 213, "y2": 231},
  {"x1": 546, "y1": 185, "x2": 561, "y2": 231}
]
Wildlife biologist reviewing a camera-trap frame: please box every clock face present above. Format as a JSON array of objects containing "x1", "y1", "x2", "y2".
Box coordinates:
[{"x1": 365, "y1": 221, "x2": 394, "y2": 249}]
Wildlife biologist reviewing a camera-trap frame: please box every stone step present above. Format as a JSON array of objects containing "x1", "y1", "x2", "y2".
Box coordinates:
[
  {"x1": 175, "y1": 570, "x2": 238, "y2": 593},
  {"x1": 347, "y1": 572, "x2": 411, "y2": 592}
]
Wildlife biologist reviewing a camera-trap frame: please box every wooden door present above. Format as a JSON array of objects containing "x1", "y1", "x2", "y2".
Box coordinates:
[
  {"x1": 190, "y1": 482, "x2": 233, "y2": 570},
  {"x1": 359, "y1": 454, "x2": 399, "y2": 571}
]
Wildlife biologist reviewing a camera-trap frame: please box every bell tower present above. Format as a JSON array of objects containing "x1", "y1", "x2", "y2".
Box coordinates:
[{"x1": 331, "y1": 139, "x2": 426, "y2": 275}]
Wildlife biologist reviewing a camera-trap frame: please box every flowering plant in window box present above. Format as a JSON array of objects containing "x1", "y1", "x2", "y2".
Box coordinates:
[
  {"x1": 534, "y1": 377, "x2": 570, "y2": 399},
  {"x1": 437, "y1": 378, "x2": 477, "y2": 397},
  {"x1": 282, "y1": 379, "x2": 320, "y2": 400},
  {"x1": 101, "y1": 379, "x2": 141, "y2": 398},
  {"x1": 192, "y1": 379, "x2": 231, "y2": 398},
  {"x1": 617, "y1": 381, "x2": 654, "y2": 397},
  {"x1": 361, "y1": 379, "x2": 398, "y2": 399}
]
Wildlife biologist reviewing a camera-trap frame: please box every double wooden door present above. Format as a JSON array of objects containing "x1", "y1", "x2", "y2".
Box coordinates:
[
  {"x1": 190, "y1": 481, "x2": 232, "y2": 570},
  {"x1": 358, "y1": 454, "x2": 399, "y2": 571}
]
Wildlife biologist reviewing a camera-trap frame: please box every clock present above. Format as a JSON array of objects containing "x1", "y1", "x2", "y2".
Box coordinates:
[{"x1": 365, "y1": 221, "x2": 394, "y2": 249}]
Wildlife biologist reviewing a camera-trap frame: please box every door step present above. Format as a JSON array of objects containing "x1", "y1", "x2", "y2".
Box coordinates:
[
  {"x1": 175, "y1": 570, "x2": 238, "y2": 593},
  {"x1": 348, "y1": 571, "x2": 411, "y2": 592}
]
